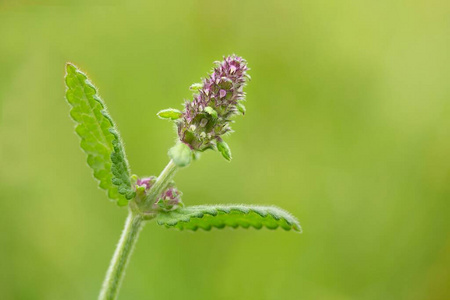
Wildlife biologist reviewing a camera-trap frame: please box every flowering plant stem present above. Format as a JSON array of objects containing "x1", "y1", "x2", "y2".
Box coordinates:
[
  {"x1": 99, "y1": 159, "x2": 179, "y2": 300},
  {"x1": 64, "y1": 57, "x2": 302, "y2": 300},
  {"x1": 99, "y1": 212, "x2": 144, "y2": 300}
]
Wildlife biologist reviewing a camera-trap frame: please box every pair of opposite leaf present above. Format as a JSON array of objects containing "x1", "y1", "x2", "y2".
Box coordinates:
[{"x1": 64, "y1": 56, "x2": 301, "y2": 233}]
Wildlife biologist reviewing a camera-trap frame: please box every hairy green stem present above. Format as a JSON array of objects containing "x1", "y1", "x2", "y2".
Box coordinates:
[
  {"x1": 99, "y1": 212, "x2": 144, "y2": 300},
  {"x1": 99, "y1": 159, "x2": 181, "y2": 299},
  {"x1": 143, "y1": 159, "x2": 179, "y2": 210}
]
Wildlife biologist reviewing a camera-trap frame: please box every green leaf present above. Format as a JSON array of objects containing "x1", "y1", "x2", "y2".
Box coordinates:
[
  {"x1": 168, "y1": 142, "x2": 192, "y2": 167},
  {"x1": 217, "y1": 139, "x2": 232, "y2": 161},
  {"x1": 156, "y1": 205, "x2": 301, "y2": 232},
  {"x1": 65, "y1": 63, "x2": 134, "y2": 206},
  {"x1": 157, "y1": 108, "x2": 182, "y2": 120}
]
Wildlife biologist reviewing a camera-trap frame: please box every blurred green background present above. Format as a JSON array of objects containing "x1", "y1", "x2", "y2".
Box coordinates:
[{"x1": 1, "y1": 0, "x2": 449, "y2": 299}]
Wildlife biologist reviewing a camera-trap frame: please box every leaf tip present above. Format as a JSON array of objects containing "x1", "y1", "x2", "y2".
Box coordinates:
[
  {"x1": 293, "y1": 223, "x2": 303, "y2": 233},
  {"x1": 65, "y1": 62, "x2": 77, "y2": 74}
]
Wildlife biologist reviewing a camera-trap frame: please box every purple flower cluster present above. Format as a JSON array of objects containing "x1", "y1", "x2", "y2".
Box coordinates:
[
  {"x1": 135, "y1": 176, "x2": 183, "y2": 212},
  {"x1": 154, "y1": 187, "x2": 182, "y2": 212},
  {"x1": 177, "y1": 55, "x2": 249, "y2": 151}
]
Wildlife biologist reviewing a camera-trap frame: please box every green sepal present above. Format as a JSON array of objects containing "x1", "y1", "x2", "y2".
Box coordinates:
[
  {"x1": 189, "y1": 83, "x2": 203, "y2": 91},
  {"x1": 168, "y1": 142, "x2": 192, "y2": 167},
  {"x1": 204, "y1": 106, "x2": 218, "y2": 118},
  {"x1": 65, "y1": 63, "x2": 134, "y2": 206},
  {"x1": 157, "y1": 108, "x2": 182, "y2": 120},
  {"x1": 237, "y1": 103, "x2": 246, "y2": 115},
  {"x1": 156, "y1": 204, "x2": 301, "y2": 232},
  {"x1": 192, "y1": 151, "x2": 201, "y2": 161},
  {"x1": 217, "y1": 139, "x2": 232, "y2": 161}
]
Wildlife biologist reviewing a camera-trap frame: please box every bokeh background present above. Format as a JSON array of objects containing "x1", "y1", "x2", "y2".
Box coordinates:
[{"x1": 1, "y1": 1, "x2": 449, "y2": 299}]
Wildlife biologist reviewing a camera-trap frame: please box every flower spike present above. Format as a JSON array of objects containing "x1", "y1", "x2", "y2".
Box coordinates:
[{"x1": 162, "y1": 55, "x2": 249, "y2": 165}]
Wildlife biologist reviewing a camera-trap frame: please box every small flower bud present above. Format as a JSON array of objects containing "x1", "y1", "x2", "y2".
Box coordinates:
[
  {"x1": 153, "y1": 187, "x2": 183, "y2": 212},
  {"x1": 136, "y1": 176, "x2": 156, "y2": 190},
  {"x1": 217, "y1": 138, "x2": 232, "y2": 161},
  {"x1": 189, "y1": 83, "x2": 203, "y2": 91},
  {"x1": 133, "y1": 176, "x2": 156, "y2": 203},
  {"x1": 168, "y1": 142, "x2": 193, "y2": 167},
  {"x1": 133, "y1": 176, "x2": 183, "y2": 212},
  {"x1": 157, "y1": 108, "x2": 182, "y2": 120}
]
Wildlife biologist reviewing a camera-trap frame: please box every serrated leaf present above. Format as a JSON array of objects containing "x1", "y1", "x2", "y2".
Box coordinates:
[
  {"x1": 156, "y1": 204, "x2": 301, "y2": 232},
  {"x1": 157, "y1": 108, "x2": 182, "y2": 120},
  {"x1": 65, "y1": 63, "x2": 134, "y2": 206}
]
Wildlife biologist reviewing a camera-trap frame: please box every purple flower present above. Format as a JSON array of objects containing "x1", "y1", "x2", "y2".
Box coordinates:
[
  {"x1": 136, "y1": 176, "x2": 156, "y2": 190},
  {"x1": 177, "y1": 55, "x2": 249, "y2": 151},
  {"x1": 134, "y1": 176, "x2": 183, "y2": 212},
  {"x1": 153, "y1": 186, "x2": 183, "y2": 212}
]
